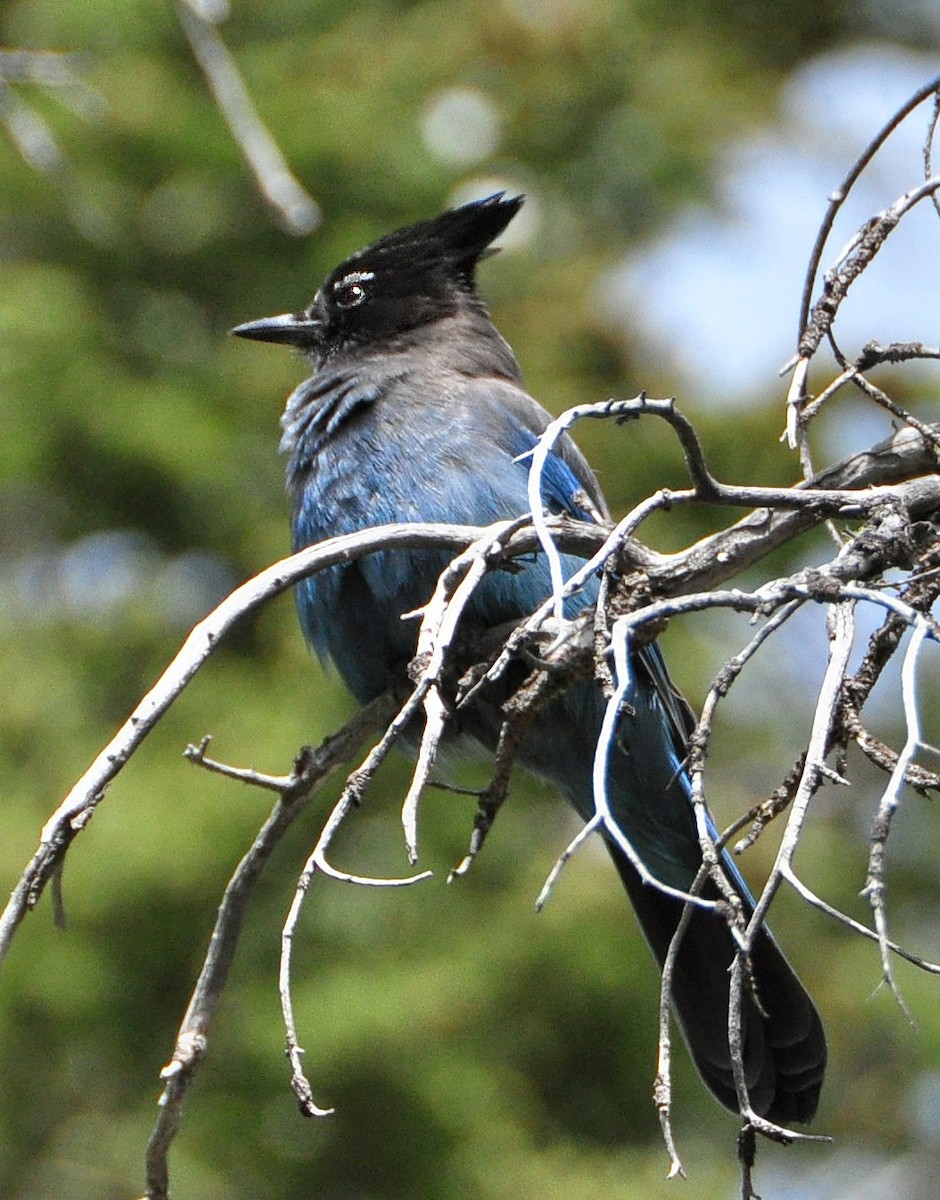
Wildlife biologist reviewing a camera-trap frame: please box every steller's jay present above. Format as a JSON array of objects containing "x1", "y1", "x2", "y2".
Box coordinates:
[{"x1": 233, "y1": 194, "x2": 826, "y2": 1123}]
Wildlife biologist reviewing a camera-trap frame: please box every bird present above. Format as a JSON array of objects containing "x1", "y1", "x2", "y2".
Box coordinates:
[{"x1": 232, "y1": 193, "x2": 826, "y2": 1124}]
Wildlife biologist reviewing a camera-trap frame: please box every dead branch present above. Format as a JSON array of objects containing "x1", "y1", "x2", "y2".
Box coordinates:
[
  {"x1": 5, "y1": 60, "x2": 940, "y2": 1200},
  {"x1": 145, "y1": 694, "x2": 398, "y2": 1200},
  {"x1": 175, "y1": 0, "x2": 319, "y2": 235}
]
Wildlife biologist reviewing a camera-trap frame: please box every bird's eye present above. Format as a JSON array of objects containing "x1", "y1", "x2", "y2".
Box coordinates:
[
  {"x1": 335, "y1": 282, "x2": 365, "y2": 307},
  {"x1": 333, "y1": 272, "x2": 373, "y2": 309}
]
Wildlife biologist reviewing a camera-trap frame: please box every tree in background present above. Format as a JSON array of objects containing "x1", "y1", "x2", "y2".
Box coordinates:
[{"x1": 1, "y1": 3, "x2": 940, "y2": 1199}]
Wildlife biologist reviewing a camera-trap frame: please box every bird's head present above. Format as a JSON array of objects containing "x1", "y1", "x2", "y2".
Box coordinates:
[{"x1": 231, "y1": 193, "x2": 523, "y2": 361}]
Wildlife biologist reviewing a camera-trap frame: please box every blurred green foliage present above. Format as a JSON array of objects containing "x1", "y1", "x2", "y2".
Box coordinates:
[{"x1": 1, "y1": 1, "x2": 939, "y2": 1198}]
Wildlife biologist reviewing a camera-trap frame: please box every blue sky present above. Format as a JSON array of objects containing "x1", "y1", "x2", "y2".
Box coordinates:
[{"x1": 601, "y1": 45, "x2": 940, "y2": 412}]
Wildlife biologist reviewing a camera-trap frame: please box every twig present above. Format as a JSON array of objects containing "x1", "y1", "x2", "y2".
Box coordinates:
[
  {"x1": 794, "y1": 76, "x2": 940, "y2": 352},
  {"x1": 472, "y1": 409, "x2": 940, "y2": 711},
  {"x1": 175, "y1": 0, "x2": 319, "y2": 234},
  {"x1": 730, "y1": 755, "x2": 809, "y2": 855},
  {"x1": 400, "y1": 518, "x2": 526, "y2": 862},
  {"x1": 862, "y1": 618, "x2": 933, "y2": 1019},
  {"x1": 785, "y1": 76, "x2": 940, "y2": 447},
  {"x1": 4, "y1": 407, "x2": 940, "y2": 1190},
  {"x1": 144, "y1": 695, "x2": 397, "y2": 1200},
  {"x1": 654, "y1": 864, "x2": 708, "y2": 1181},
  {"x1": 0, "y1": 81, "x2": 68, "y2": 176},
  {"x1": 924, "y1": 88, "x2": 940, "y2": 220},
  {"x1": 452, "y1": 657, "x2": 568, "y2": 882},
  {"x1": 727, "y1": 602, "x2": 855, "y2": 1130},
  {"x1": 462, "y1": 478, "x2": 694, "y2": 705},
  {"x1": 185, "y1": 734, "x2": 297, "y2": 792},
  {"x1": 781, "y1": 864, "x2": 940, "y2": 974},
  {"x1": 687, "y1": 600, "x2": 804, "y2": 838},
  {"x1": 0, "y1": 522, "x2": 506, "y2": 967},
  {"x1": 592, "y1": 622, "x2": 728, "y2": 914},
  {"x1": 7, "y1": 449, "x2": 930, "y2": 970},
  {"x1": 533, "y1": 814, "x2": 603, "y2": 910},
  {"x1": 279, "y1": 775, "x2": 433, "y2": 1118}
]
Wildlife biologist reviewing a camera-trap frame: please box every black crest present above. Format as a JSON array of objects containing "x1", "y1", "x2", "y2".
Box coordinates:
[
  {"x1": 232, "y1": 193, "x2": 523, "y2": 353},
  {"x1": 329, "y1": 192, "x2": 523, "y2": 295}
]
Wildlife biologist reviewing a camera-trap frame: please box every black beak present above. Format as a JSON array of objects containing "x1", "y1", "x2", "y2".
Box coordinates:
[{"x1": 230, "y1": 312, "x2": 322, "y2": 347}]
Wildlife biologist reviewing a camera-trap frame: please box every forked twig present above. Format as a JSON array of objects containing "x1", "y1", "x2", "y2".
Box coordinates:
[{"x1": 144, "y1": 694, "x2": 398, "y2": 1200}]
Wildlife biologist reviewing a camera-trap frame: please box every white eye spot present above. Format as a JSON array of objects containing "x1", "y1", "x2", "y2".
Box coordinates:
[
  {"x1": 333, "y1": 270, "x2": 374, "y2": 308},
  {"x1": 335, "y1": 282, "x2": 365, "y2": 307}
]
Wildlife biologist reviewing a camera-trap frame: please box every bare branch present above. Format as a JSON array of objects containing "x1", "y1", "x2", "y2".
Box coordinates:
[
  {"x1": 655, "y1": 865, "x2": 707, "y2": 1182},
  {"x1": 533, "y1": 814, "x2": 603, "y2": 911},
  {"x1": 184, "y1": 734, "x2": 298, "y2": 792},
  {"x1": 862, "y1": 618, "x2": 934, "y2": 1018},
  {"x1": 782, "y1": 864, "x2": 940, "y2": 974},
  {"x1": 744, "y1": 601, "x2": 857, "y2": 952},
  {"x1": 175, "y1": 0, "x2": 319, "y2": 234},
  {"x1": 6, "y1": 417, "x2": 935, "y2": 966},
  {"x1": 592, "y1": 623, "x2": 731, "y2": 915},
  {"x1": 4, "y1": 399, "x2": 940, "y2": 1193},
  {"x1": 794, "y1": 74, "x2": 940, "y2": 352},
  {"x1": 687, "y1": 599, "x2": 805, "y2": 840},
  {"x1": 0, "y1": 524, "x2": 484, "y2": 963},
  {"x1": 0, "y1": 81, "x2": 68, "y2": 176},
  {"x1": 924, "y1": 87, "x2": 940, "y2": 219},
  {"x1": 279, "y1": 747, "x2": 434, "y2": 1119},
  {"x1": 0, "y1": 48, "x2": 101, "y2": 177},
  {"x1": 400, "y1": 518, "x2": 527, "y2": 862},
  {"x1": 144, "y1": 695, "x2": 397, "y2": 1200},
  {"x1": 784, "y1": 77, "x2": 940, "y2": 448}
]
